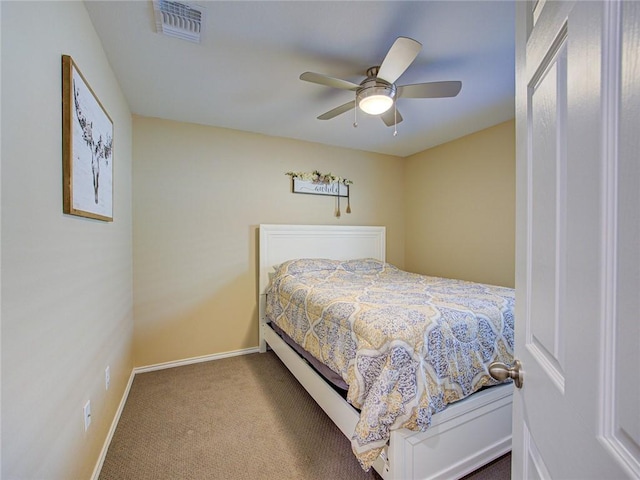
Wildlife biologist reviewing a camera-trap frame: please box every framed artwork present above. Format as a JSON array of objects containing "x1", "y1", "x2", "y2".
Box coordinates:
[{"x1": 62, "y1": 55, "x2": 113, "y2": 221}]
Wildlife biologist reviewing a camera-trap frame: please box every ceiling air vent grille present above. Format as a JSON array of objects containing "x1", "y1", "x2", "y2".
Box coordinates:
[{"x1": 153, "y1": 0, "x2": 203, "y2": 43}]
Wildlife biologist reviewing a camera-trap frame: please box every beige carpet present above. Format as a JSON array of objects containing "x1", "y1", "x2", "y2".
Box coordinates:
[{"x1": 99, "y1": 351, "x2": 510, "y2": 480}]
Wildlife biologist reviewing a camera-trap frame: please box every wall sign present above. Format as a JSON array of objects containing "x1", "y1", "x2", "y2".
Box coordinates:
[
  {"x1": 286, "y1": 170, "x2": 353, "y2": 217},
  {"x1": 292, "y1": 178, "x2": 349, "y2": 197}
]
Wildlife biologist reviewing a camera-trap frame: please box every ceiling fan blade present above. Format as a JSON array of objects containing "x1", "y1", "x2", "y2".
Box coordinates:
[
  {"x1": 381, "y1": 108, "x2": 403, "y2": 127},
  {"x1": 397, "y1": 81, "x2": 462, "y2": 99},
  {"x1": 376, "y1": 37, "x2": 422, "y2": 84},
  {"x1": 300, "y1": 72, "x2": 360, "y2": 91},
  {"x1": 317, "y1": 100, "x2": 356, "y2": 120}
]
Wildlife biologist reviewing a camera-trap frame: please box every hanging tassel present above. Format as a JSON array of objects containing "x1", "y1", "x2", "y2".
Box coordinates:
[
  {"x1": 346, "y1": 185, "x2": 351, "y2": 213},
  {"x1": 336, "y1": 192, "x2": 341, "y2": 218}
]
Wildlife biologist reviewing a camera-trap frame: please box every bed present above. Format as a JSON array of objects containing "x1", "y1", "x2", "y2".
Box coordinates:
[{"x1": 258, "y1": 224, "x2": 514, "y2": 479}]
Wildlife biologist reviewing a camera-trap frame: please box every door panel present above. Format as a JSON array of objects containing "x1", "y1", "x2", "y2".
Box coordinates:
[
  {"x1": 602, "y1": 1, "x2": 640, "y2": 474},
  {"x1": 529, "y1": 35, "x2": 567, "y2": 392},
  {"x1": 514, "y1": 1, "x2": 639, "y2": 478}
]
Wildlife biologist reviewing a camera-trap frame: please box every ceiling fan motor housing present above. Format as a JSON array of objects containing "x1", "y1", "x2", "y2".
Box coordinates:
[{"x1": 356, "y1": 73, "x2": 397, "y2": 115}]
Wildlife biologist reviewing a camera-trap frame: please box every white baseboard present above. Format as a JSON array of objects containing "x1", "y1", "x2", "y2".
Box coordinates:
[
  {"x1": 90, "y1": 368, "x2": 135, "y2": 480},
  {"x1": 133, "y1": 346, "x2": 260, "y2": 374},
  {"x1": 90, "y1": 346, "x2": 260, "y2": 479}
]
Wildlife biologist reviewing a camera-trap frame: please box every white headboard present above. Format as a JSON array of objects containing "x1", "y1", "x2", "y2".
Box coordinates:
[{"x1": 258, "y1": 224, "x2": 386, "y2": 294}]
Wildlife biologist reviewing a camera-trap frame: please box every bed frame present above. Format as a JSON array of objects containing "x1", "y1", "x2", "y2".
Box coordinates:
[{"x1": 258, "y1": 224, "x2": 512, "y2": 479}]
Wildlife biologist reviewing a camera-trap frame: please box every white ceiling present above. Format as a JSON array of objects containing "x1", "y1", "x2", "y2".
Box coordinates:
[{"x1": 85, "y1": 1, "x2": 515, "y2": 158}]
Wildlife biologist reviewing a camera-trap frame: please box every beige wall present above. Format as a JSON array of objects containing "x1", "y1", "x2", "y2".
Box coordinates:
[
  {"x1": 1, "y1": 2, "x2": 133, "y2": 478},
  {"x1": 133, "y1": 117, "x2": 405, "y2": 367},
  {"x1": 404, "y1": 120, "x2": 515, "y2": 287}
]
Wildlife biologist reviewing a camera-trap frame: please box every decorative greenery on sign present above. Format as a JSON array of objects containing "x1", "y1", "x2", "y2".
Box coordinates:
[{"x1": 285, "y1": 170, "x2": 353, "y2": 185}]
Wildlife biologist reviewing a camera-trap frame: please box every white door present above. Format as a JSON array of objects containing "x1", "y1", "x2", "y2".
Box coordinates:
[{"x1": 513, "y1": 1, "x2": 639, "y2": 478}]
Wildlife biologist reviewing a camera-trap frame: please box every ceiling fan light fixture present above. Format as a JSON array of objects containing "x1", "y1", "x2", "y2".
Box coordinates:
[{"x1": 357, "y1": 85, "x2": 395, "y2": 115}]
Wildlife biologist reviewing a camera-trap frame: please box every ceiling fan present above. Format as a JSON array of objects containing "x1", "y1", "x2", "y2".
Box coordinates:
[{"x1": 300, "y1": 37, "x2": 462, "y2": 127}]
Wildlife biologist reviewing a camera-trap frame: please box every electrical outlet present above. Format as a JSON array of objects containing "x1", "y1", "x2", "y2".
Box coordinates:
[
  {"x1": 105, "y1": 365, "x2": 110, "y2": 390},
  {"x1": 83, "y1": 400, "x2": 91, "y2": 431}
]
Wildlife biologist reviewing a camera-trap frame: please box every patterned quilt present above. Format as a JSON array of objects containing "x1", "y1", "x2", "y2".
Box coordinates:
[{"x1": 265, "y1": 258, "x2": 515, "y2": 470}]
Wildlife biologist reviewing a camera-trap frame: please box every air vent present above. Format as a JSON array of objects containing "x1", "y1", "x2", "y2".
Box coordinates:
[{"x1": 153, "y1": 0, "x2": 203, "y2": 43}]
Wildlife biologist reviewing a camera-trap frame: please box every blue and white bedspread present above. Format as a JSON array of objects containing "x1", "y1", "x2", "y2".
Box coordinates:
[{"x1": 265, "y1": 258, "x2": 515, "y2": 470}]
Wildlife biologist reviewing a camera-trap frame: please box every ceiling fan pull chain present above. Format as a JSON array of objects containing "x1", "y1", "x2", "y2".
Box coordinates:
[
  {"x1": 393, "y1": 103, "x2": 398, "y2": 137},
  {"x1": 353, "y1": 96, "x2": 358, "y2": 128}
]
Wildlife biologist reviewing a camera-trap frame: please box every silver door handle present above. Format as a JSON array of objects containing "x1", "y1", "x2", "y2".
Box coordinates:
[{"x1": 489, "y1": 359, "x2": 523, "y2": 388}]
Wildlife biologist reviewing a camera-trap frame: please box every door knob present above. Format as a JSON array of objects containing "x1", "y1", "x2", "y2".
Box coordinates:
[{"x1": 489, "y1": 359, "x2": 523, "y2": 388}]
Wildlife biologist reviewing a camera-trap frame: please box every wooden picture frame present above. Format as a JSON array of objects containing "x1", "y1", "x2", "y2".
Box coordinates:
[{"x1": 62, "y1": 55, "x2": 113, "y2": 221}]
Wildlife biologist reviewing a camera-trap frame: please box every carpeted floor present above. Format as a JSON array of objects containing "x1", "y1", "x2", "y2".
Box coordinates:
[{"x1": 99, "y1": 351, "x2": 510, "y2": 480}]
